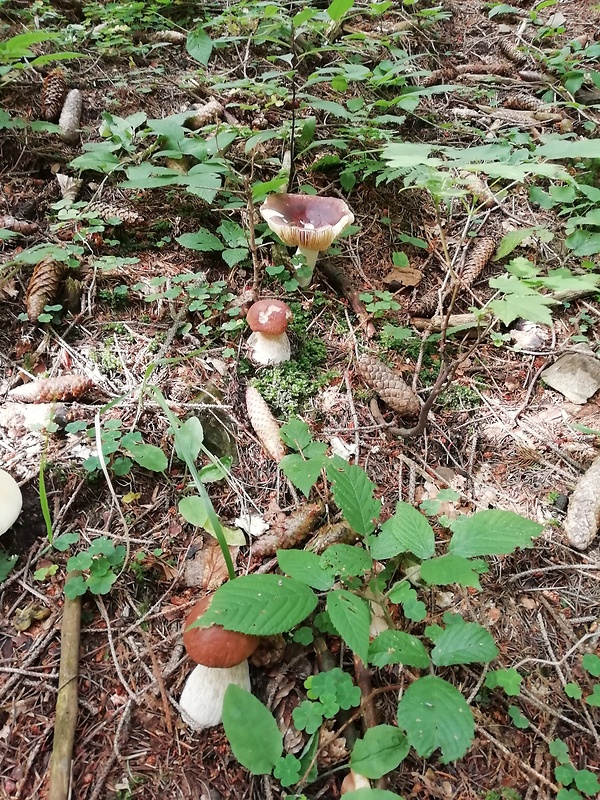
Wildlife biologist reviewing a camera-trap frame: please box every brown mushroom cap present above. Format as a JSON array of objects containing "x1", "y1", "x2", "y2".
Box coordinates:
[
  {"x1": 183, "y1": 596, "x2": 260, "y2": 668},
  {"x1": 246, "y1": 299, "x2": 292, "y2": 335},
  {"x1": 260, "y1": 193, "x2": 354, "y2": 251}
]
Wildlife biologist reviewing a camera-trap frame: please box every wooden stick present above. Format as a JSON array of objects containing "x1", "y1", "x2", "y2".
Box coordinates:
[{"x1": 48, "y1": 573, "x2": 82, "y2": 800}]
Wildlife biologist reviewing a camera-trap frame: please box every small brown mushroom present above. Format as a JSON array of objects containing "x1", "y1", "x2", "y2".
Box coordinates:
[
  {"x1": 246, "y1": 299, "x2": 292, "y2": 365},
  {"x1": 180, "y1": 596, "x2": 260, "y2": 730},
  {"x1": 260, "y1": 193, "x2": 354, "y2": 287}
]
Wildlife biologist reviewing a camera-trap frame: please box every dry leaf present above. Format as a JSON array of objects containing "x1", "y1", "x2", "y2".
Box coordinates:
[{"x1": 383, "y1": 267, "x2": 422, "y2": 288}]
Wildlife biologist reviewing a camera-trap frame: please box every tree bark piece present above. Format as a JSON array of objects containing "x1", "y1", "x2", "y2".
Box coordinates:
[{"x1": 48, "y1": 572, "x2": 82, "y2": 800}]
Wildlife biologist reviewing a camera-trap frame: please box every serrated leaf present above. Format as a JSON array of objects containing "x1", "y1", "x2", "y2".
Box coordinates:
[
  {"x1": 186, "y1": 26, "x2": 213, "y2": 65},
  {"x1": 485, "y1": 668, "x2": 522, "y2": 697},
  {"x1": 370, "y1": 501, "x2": 435, "y2": 560},
  {"x1": 368, "y1": 630, "x2": 430, "y2": 669},
  {"x1": 326, "y1": 461, "x2": 381, "y2": 536},
  {"x1": 320, "y1": 544, "x2": 373, "y2": 579},
  {"x1": 428, "y1": 616, "x2": 498, "y2": 666},
  {"x1": 280, "y1": 453, "x2": 325, "y2": 497},
  {"x1": 280, "y1": 417, "x2": 313, "y2": 451},
  {"x1": 327, "y1": 589, "x2": 370, "y2": 664},
  {"x1": 197, "y1": 574, "x2": 318, "y2": 635},
  {"x1": 397, "y1": 675, "x2": 474, "y2": 763},
  {"x1": 488, "y1": 292, "x2": 555, "y2": 326},
  {"x1": 176, "y1": 228, "x2": 224, "y2": 252},
  {"x1": 449, "y1": 510, "x2": 543, "y2": 558},
  {"x1": 223, "y1": 685, "x2": 281, "y2": 774},
  {"x1": 277, "y1": 549, "x2": 335, "y2": 591},
  {"x1": 351, "y1": 725, "x2": 409, "y2": 779},
  {"x1": 420, "y1": 554, "x2": 487, "y2": 589}
]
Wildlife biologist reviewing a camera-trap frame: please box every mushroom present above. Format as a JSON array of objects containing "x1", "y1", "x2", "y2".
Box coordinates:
[
  {"x1": 246, "y1": 299, "x2": 292, "y2": 365},
  {"x1": 180, "y1": 596, "x2": 260, "y2": 730},
  {"x1": 260, "y1": 193, "x2": 354, "y2": 287},
  {"x1": 0, "y1": 470, "x2": 22, "y2": 535}
]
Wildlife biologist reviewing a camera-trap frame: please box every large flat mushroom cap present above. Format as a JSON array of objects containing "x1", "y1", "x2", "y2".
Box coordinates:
[
  {"x1": 260, "y1": 193, "x2": 354, "y2": 251},
  {"x1": 0, "y1": 470, "x2": 22, "y2": 535}
]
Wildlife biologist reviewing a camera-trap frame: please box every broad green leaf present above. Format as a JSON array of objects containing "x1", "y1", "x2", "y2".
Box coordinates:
[
  {"x1": 179, "y1": 495, "x2": 209, "y2": 527},
  {"x1": 549, "y1": 738, "x2": 571, "y2": 764},
  {"x1": 564, "y1": 683, "x2": 582, "y2": 699},
  {"x1": 221, "y1": 248, "x2": 248, "y2": 267},
  {"x1": 382, "y1": 142, "x2": 439, "y2": 168},
  {"x1": 122, "y1": 442, "x2": 167, "y2": 472},
  {"x1": 428, "y1": 615, "x2": 498, "y2": 666},
  {"x1": 534, "y1": 139, "x2": 600, "y2": 160},
  {"x1": 370, "y1": 502, "x2": 435, "y2": 560},
  {"x1": 320, "y1": 544, "x2": 373, "y2": 579},
  {"x1": 420, "y1": 554, "x2": 487, "y2": 589},
  {"x1": 327, "y1": 0, "x2": 354, "y2": 21},
  {"x1": 541, "y1": 268, "x2": 600, "y2": 293},
  {"x1": 182, "y1": 170, "x2": 222, "y2": 204},
  {"x1": 280, "y1": 417, "x2": 313, "y2": 451},
  {"x1": 582, "y1": 653, "x2": 600, "y2": 677},
  {"x1": 326, "y1": 460, "x2": 381, "y2": 536},
  {"x1": 176, "y1": 228, "x2": 224, "y2": 252},
  {"x1": 449, "y1": 510, "x2": 543, "y2": 557},
  {"x1": 574, "y1": 769, "x2": 600, "y2": 794},
  {"x1": 493, "y1": 228, "x2": 538, "y2": 260},
  {"x1": 277, "y1": 549, "x2": 335, "y2": 591},
  {"x1": 351, "y1": 725, "x2": 409, "y2": 779},
  {"x1": 304, "y1": 98, "x2": 354, "y2": 119},
  {"x1": 327, "y1": 589, "x2": 370, "y2": 664},
  {"x1": 52, "y1": 532, "x2": 80, "y2": 552},
  {"x1": 397, "y1": 675, "x2": 474, "y2": 763},
  {"x1": 186, "y1": 26, "x2": 213, "y2": 65},
  {"x1": 485, "y1": 668, "x2": 522, "y2": 696},
  {"x1": 222, "y1": 686, "x2": 281, "y2": 774},
  {"x1": 488, "y1": 292, "x2": 556, "y2": 326},
  {"x1": 280, "y1": 453, "x2": 325, "y2": 497},
  {"x1": 198, "y1": 457, "x2": 232, "y2": 483},
  {"x1": 174, "y1": 416, "x2": 204, "y2": 463},
  {"x1": 368, "y1": 630, "x2": 430, "y2": 669},
  {"x1": 197, "y1": 574, "x2": 318, "y2": 635}
]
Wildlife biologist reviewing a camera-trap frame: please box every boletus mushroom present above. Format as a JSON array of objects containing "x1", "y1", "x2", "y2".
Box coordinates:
[
  {"x1": 180, "y1": 595, "x2": 260, "y2": 730},
  {"x1": 0, "y1": 469, "x2": 22, "y2": 535},
  {"x1": 260, "y1": 193, "x2": 354, "y2": 288},
  {"x1": 246, "y1": 299, "x2": 292, "y2": 365}
]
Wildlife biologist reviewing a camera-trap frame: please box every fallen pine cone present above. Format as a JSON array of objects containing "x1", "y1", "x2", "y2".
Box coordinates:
[
  {"x1": 184, "y1": 99, "x2": 225, "y2": 130},
  {"x1": 565, "y1": 455, "x2": 600, "y2": 550},
  {"x1": 0, "y1": 215, "x2": 39, "y2": 235},
  {"x1": 460, "y1": 173, "x2": 497, "y2": 209},
  {"x1": 8, "y1": 374, "x2": 92, "y2": 403},
  {"x1": 41, "y1": 69, "x2": 67, "y2": 122},
  {"x1": 503, "y1": 93, "x2": 549, "y2": 112},
  {"x1": 56, "y1": 174, "x2": 83, "y2": 202},
  {"x1": 86, "y1": 201, "x2": 141, "y2": 224},
  {"x1": 357, "y1": 355, "x2": 420, "y2": 417},
  {"x1": 252, "y1": 502, "x2": 324, "y2": 558},
  {"x1": 58, "y1": 89, "x2": 82, "y2": 144},
  {"x1": 498, "y1": 38, "x2": 527, "y2": 65},
  {"x1": 26, "y1": 257, "x2": 65, "y2": 321},
  {"x1": 245, "y1": 385, "x2": 286, "y2": 462},
  {"x1": 460, "y1": 236, "x2": 497, "y2": 287}
]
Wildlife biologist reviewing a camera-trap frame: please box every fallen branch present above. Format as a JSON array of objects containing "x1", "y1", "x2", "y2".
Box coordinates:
[
  {"x1": 48, "y1": 572, "x2": 82, "y2": 800},
  {"x1": 319, "y1": 260, "x2": 377, "y2": 338}
]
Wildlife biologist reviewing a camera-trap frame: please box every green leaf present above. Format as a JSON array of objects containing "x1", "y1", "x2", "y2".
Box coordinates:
[
  {"x1": 293, "y1": 700, "x2": 325, "y2": 734},
  {"x1": 549, "y1": 738, "x2": 571, "y2": 764},
  {"x1": 585, "y1": 685, "x2": 600, "y2": 707},
  {"x1": 387, "y1": 581, "x2": 427, "y2": 622},
  {"x1": 327, "y1": 589, "x2": 371, "y2": 664},
  {"x1": 370, "y1": 502, "x2": 435, "y2": 560},
  {"x1": 485, "y1": 668, "x2": 522, "y2": 697},
  {"x1": 494, "y1": 228, "x2": 539, "y2": 260},
  {"x1": 342, "y1": 791, "x2": 405, "y2": 800},
  {"x1": 176, "y1": 228, "x2": 224, "y2": 252},
  {"x1": 52, "y1": 532, "x2": 80, "y2": 552},
  {"x1": 326, "y1": 461, "x2": 381, "y2": 536},
  {"x1": 86, "y1": 569, "x2": 117, "y2": 595},
  {"x1": 277, "y1": 549, "x2": 335, "y2": 591},
  {"x1": 449, "y1": 510, "x2": 543, "y2": 558},
  {"x1": 273, "y1": 754, "x2": 302, "y2": 787},
  {"x1": 488, "y1": 291, "x2": 556, "y2": 326},
  {"x1": 280, "y1": 418, "x2": 313, "y2": 451},
  {"x1": 174, "y1": 416, "x2": 204, "y2": 463},
  {"x1": 508, "y1": 705, "x2": 530, "y2": 729},
  {"x1": 64, "y1": 574, "x2": 87, "y2": 599},
  {"x1": 428, "y1": 614, "x2": 499, "y2": 666},
  {"x1": 0, "y1": 552, "x2": 18, "y2": 582},
  {"x1": 320, "y1": 544, "x2": 373, "y2": 579},
  {"x1": 122, "y1": 440, "x2": 167, "y2": 472},
  {"x1": 351, "y1": 725, "x2": 409, "y2": 779},
  {"x1": 398, "y1": 675, "x2": 474, "y2": 763},
  {"x1": 179, "y1": 495, "x2": 209, "y2": 527},
  {"x1": 420, "y1": 554, "x2": 487, "y2": 590},
  {"x1": 197, "y1": 574, "x2": 318, "y2": 635},
  {"x1": 327, "y1": 0, "x2": 354, "y2": 20},
  {"x1": 574, "y1": 769, "x2": 600, "y2": 794},
  {"x1": 222, "y1": 248, "x2": 248, "y2": 267},
  {"x1": 582, "y1": 653, "x2": 600, "y2": 677},
  {"x1": 534, "y1": 139, "x2": 600, "y2": 160},
  {"x1": 198, "y1": 457, "x2": 232, "y2": 483},
  {"x1": 280, "y1": 453, "x2": 325, "y2": 497},
  {"x1": 186, "y1": 26, "x2": 213, "y2": 65},
  {"x1": 565, "y1": 683, "x2": 583, "y2": 699},
  {"x1": 222, "y1": 685, "x2": 281, "y2": 774},
  {"x1": 368, "y1": 630, "x2": 430, "y2": 669}
]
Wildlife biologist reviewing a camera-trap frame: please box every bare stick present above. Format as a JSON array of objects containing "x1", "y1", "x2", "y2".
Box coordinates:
[{"x1": 48, "y1": 572, "x2": 82, "y2": 800}]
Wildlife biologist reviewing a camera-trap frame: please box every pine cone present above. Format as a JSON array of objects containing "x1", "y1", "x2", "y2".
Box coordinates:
[
  {"x1": 565, "y1": 455, "x2": 600, "y2": 550},
  {"x1": 460, "y1": 237, "x2": 497, "y2": 286},
  {"x1": 357, "y1": 355, "x2": 420, "y2": 417},
  {"x1": 56, "y1": 174, "x2": 82, "y2": 202},
  {"x1": 499, "y1": 38, "x2": 527, "y2": 65},
  {"x1": 421, "y1": 65, "x2": 458, "y2": 87},
  {"x1": 41, "y1": 69, "x2": 67, "y2": 122},
  {"x1": 504, "y1": 93, "x2": 548, "y2": 112},
  {"x1": 460, "y1": 173, "x2": 497, "y2": 209},
  {"x1": 86, "y1": 202, "x2": 140, "y2": 224},
  {"x1": 58, "y1": 89, "x2": 82, "y2": 144},
  {"x1": 184, "y1": 99, "x2": 225, "y2": 130},
  {"x1": 245, "y1": 386, "x2": 286, "y2": 462},
  {"x1": 8, "y1": 374, "x2": 92, "y2": 403},
  {"x1": 0, "y1": 215, "x2": 38, "y2": 235},
  {"x1": 26, "y1": 257, "x2": 65, "y2": 321},
  {"x1": 410, "y1": 286, "x2": 440, "y2": 317}
]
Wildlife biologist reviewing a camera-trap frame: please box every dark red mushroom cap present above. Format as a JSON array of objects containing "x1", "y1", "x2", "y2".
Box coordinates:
[
  {"x1": 183, "y1": 596, "x2": 260, "y2": 669},
  {"x1": 246, "y1": 299, "x2": 292, "y2": 335}
]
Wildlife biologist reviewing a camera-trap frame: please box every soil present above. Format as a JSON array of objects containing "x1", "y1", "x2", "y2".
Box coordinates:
[{"x1": 1, "y1": 0, "x2": 600, "y2": 799}]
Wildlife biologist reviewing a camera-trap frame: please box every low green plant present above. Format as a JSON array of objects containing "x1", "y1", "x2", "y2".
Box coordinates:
[{"x1": 64, "y1": 536, "x2": 126, "y2": 598}]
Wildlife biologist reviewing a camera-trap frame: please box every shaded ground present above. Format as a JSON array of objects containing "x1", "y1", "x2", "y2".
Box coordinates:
[{"x1": 1, "y1": 0, "x2": 600, "y2": 798}]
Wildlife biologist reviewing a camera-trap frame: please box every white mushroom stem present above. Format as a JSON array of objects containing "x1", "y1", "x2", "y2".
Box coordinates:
[
  {"x1": 0, "y1": 469, "x2": 23, "y2": 535},
  {"x1": 180, "y1": 661, "x2": 250, "y2": 730},
  {"x1": 247, "y1": 331, "x2": 291, "y2": 366},
  {"x1": 294, "y1": 247, "x2": 320, "y2": 286}
]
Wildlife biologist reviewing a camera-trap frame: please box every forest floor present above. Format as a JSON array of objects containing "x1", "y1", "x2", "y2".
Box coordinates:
[{"x1": 1, "y1": 0, "x2": 600, "y2": 798}]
